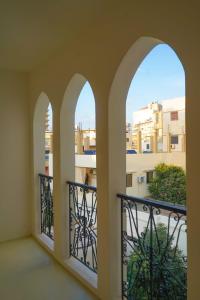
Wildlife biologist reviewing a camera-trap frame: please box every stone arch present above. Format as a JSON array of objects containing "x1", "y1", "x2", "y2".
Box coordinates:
[
  {"x1": 107, "y1": 36, "x2": 186, "y2": 298},
  {"x1": 60, "y1": 73, "x2": 96, "y2": 261},
  {"x1": 33, "y1": 92, "x2": 53, "y2": 238}
]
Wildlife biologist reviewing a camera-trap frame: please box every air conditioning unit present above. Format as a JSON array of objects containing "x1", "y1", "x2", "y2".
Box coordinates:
[{"x1": 137, "y1": 176, "x2": 145, "y2": 184}]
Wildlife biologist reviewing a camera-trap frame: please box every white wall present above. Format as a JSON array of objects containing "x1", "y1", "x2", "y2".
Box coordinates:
[
  {"x1": 126, "y1": 152, "x2": 185, "y2": 197},
  {"x1": 0, "y1": 70, "x2": 30, "y2": 242},
  {"x1": 126, "y1": 152, "x2": 185, "y2": 172},
  {"x1": 75, "y1": 152, "x2": 185, "y2": 198},
  {"x1": 75, "y1": 154, "x2": 96, "y2": 168}
]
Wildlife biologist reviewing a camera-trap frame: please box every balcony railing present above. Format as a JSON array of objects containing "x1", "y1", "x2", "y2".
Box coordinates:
[
  {"x1": 39, "y1": 174, "x2": 54, "y2": 240},
  {"x1": 67, "y1": 181, "x2": 97, "y2": 273},
  {"x1": 117, "y1": 193, "x2": 187, "y2": 300}
]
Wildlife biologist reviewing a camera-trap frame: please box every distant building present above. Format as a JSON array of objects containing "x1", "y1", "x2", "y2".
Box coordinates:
[
  {"x1": 75, "y1": 127, "x2": 96, "y2": 154},
  {"x1": 132, "y1": 102, "x2": 162, "y2": 153},
  {"x1": 126, "y1": 123, "x2": 133, "y2": 150},
  {"x1": 44, "y1": 106, "x2": 53, "y2": 175},
  {"x1": 162, "y1": 98, "x2": 185, "y2": 152},
  {"x1": 46, "y1": 98, "x2": 186, "y2": 196},
  {"x1": 132, "y1": 97, "x2": 185, "y2": 153}
]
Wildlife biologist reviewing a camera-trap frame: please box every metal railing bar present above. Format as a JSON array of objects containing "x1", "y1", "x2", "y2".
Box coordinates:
[{"x1": 117, "y1": 193, "x2": 186, "y2": 215}]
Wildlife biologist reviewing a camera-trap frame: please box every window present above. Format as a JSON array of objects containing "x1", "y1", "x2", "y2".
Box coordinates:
[
  {"x1": 146, "y1": 171, "x2": 154, "y2": 184},
  {"x1": 126, "y1": 173, "x2": 132, "y2": 187},
  {"x1": 171, "y1": 135, "x2": 178, "y2": 144},
  {"x1": 171, "y1": 111, "x2": 178, "y2": 121},
  {"x1": 90, "y1": 168, "x2": 96, "y2": 175},
  {"x1": 146, "y1": 144, "x2": 150, "y2": 150}
]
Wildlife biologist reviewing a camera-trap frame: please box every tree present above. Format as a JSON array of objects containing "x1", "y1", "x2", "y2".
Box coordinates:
[
  {"x1": 148, "y1": 163, "x2": 186, "y2": 205},
  {"x1": 127, "y1": 223, "x2": 187, "y2": 300}
]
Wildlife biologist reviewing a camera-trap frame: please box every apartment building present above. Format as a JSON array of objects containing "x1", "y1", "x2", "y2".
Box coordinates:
[
  {"x1": 75, "y1": 127, "x2": 96, "y2": 154},
  {"x1": 74, "y1": 98, "x2": 185, "y2": 197},
  {"x1": 132, "y1": 97, "x2": 185, "y2": 153},
  {"x1": 162, "y1": 98, "x2": 185, "y2": 152},
  {"x1": 132, "y1": 101, "x2": 163, "y2": 152}
]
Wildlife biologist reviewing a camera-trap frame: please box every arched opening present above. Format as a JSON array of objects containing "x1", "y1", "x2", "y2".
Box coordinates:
[
  {"x1": 108, "y1": 37, "x2": 187, "y2": 299},
  {"x1": 75, "y1": 81, "x2": 96, "y2": 186},
  {"x1": 124, "y1": 43, "x2": 186, "y2": 299},
  {"x1": 45, "y1": 103, "x2": 53, "y2": 176},
  {"x1": 60, "y1": 74, "x2": 97, "y2": 279},
  {"x1": 33, "y1": 92, "x2": 54, "y2": 244},
  {"x1": 126, "y1": 44, "x2": 185, "y2": 199}
]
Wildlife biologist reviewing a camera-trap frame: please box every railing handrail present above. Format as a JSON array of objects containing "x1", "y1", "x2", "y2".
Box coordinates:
[
  {"x1": 117, "y1": 193, "x2": 186, "y2": 215},
  {"x1": 38, "y1": 173, "x2": 53, "y2": 180},
  {"x1": 67, "y1": 180, "x2": 97, "y2": 191}
]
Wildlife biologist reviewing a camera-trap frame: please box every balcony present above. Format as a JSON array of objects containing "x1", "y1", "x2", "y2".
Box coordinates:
[
  {"x1": 38, "y1": 175, "x2": 187, "y2": 299},
  {"x1": 68, "y1": 181, "x2": 97, "y2": 274},
  {"x1": 0, "y1": 237, "x2": 97, "y2": 300},
  {"x1": 39, "y1": 174, "x2": 54, "y2": 240},
  {"x1": 118, "y1": 193, "x2": 187, "y2": 299}
]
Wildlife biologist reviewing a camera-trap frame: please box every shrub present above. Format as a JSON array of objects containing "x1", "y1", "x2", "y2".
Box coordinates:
[
  {"x1": 148, "y1": 163, "x2": 186, "y2": 205},
  {"x1": 127, "y1": 223, "x2": 186, "y2": 299}
]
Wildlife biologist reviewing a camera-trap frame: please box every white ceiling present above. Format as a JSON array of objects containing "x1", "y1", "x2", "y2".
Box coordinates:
[
  {"x1": 0, "y1": 1, "x2": 198, "y2": 71},
  {"x1": 0, "y1": 1, "x2": 107, "y2": 71}
]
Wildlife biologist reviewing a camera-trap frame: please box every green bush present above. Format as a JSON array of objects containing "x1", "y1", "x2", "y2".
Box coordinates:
[
  {"x1": 127, "y1": 223, "x2": 186, "y2": 299},
  {"x1": 148, "y1": 163, "x2": 186, "y2": 205}
]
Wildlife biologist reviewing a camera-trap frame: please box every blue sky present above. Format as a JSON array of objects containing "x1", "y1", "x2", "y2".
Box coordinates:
[
  {"x1": 126, "y1": 44, "x2": 185, "y2": 123},
  {"x1": 75, "y1": 81, "x2": 96, "y2": 129},
  {"x1": 74, "y1": 44, "x2": 185, "y2": 129}
]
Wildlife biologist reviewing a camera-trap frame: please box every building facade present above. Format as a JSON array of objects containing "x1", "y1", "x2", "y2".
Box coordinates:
[
  {"x1": 75, "y1": 127, "x2": 96, "y2": 154},
  {"x1": 74, "y1": 98, "x2": 186, "y2": 197},
  {"x1": 132, "y1": 97, "x2": 185, "y2": 153}
]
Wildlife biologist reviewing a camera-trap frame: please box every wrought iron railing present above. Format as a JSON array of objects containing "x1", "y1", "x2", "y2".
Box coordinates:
[
  {"x1": 39, "y1": 174, "x2": 54, "y2": 240},
  {"x1": 117, "y1": 193, "x2": 187, "y2": 300},
  {"x1": 67, "y1": 181, "x2": 97, "y2": 273}
]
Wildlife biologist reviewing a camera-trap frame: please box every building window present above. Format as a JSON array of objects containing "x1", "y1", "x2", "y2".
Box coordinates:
[
  {"x1": 146, "y1": 144, "x2": 150, "y2": 150},
  {"x1": 146, "y1": 171, "x2": 154, "y2": 184},
  {"x1": 171, "y1": 135, "x2": 179, "y2": 144},
  {"x1": 126, "y1": 173, "x2": 132, "y2": 187},
  {"x1": 171, "y1": 111, "x2": 178, "y2": 121}
]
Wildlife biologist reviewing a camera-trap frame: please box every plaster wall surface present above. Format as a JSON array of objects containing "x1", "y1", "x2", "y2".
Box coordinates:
[
  {"x1": 126, "y1": 152, "x2": 185, "y2": 173},
  {"x1": 0, "y1": 70, "x2": 30, "y2": 242},
  {"x1": 26, "y1": 2, "x2": 200, "y2": 299},
  {"x1": 76, "y1": 154, "x2": 96, "y2": 168},
  {"x1": 75, "y1": 153, "x2": 185, "y2": 198}
]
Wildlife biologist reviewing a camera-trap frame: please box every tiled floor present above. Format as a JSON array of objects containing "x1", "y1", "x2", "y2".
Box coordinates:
[{"x1": 0, "y1": 238, "x2": 97, "y2": 300}]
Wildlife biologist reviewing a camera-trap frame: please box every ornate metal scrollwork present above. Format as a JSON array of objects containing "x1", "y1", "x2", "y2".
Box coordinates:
[
  {"x1": 39, "y1": 174, "x2": 54, "y2": 240},
  {"x1": 118, "y1": 194, "x2": 187, "y2": 299},
  {"x1": 68, "y1": 181, "x2": 97, "y2": 273}
]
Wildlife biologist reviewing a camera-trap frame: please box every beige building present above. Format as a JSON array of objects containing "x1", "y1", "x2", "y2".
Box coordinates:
[
  {"x1": 45, "y1": 131, "x2": 53, "y2": 153},
  {"x1": 75, "y1": 98, "x2": 186, "y2": 195},
  {"x1": 75, "y1": 127, "x2": 96, "y2": 154},
  {"x1": 162, "y1": 98, "x2": 185, "y2": 152},
  {"x1": 132, "y1": 102, "x2": 163, "y2": 153},
  {"x1": 132, "y1": 98, "x2": 185, "y2": 153},
  {"x1": 126, "y1": 152, "x2": 185, "y2": 197},
  {"x1": 44, "y1": 131, "x2": 53, "y2": 175},
  {"x1": 126, "y1": 123, "x2": 133, "y2": 150},
  {"x1": 75, "y1": 150, "x2": 185, "y2": 198}
]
